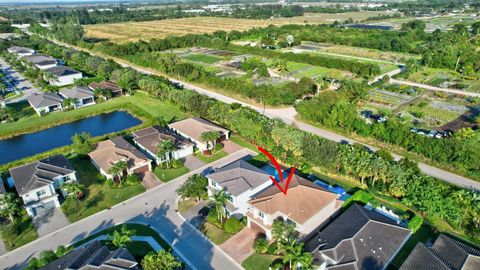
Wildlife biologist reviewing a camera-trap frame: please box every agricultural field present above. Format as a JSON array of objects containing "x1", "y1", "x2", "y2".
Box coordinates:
[
  {"x1": 84, "y1": 12, "x2": 387, "y2": 43},
  {"x1": 362, "y1": 87, "x2": 477, "y2": 129},
  {"x1": 162, "y1": 47, "x2": 351, "y2": 85},
  {"x1": 407, "y1": 67, "x2": 480, "y2": 93},
  {"x1": 368, "y1": 13, "x2": 479, "y2": 32}
]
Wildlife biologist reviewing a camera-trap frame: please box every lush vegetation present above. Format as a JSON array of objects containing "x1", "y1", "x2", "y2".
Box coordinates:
[{"x1": 295, "y1": 81, "x2": 480, "y2": 180}]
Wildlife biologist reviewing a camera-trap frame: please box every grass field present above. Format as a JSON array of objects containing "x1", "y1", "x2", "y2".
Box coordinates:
[
  {"x1": 203, "y1": 222, "x2": 232, "y2": 245},
  {"x1": 0, "y1": 213, "x2": 38, "y2": 251},
  {"x1": 183, "y1": 53, "x2": 223, "y2": 64},
  {"x1": 154, "y1": 166, "x2": 190, "y2": 182},
  {"x1": 85, "y1": 12, "x2": 386, "y2": 43},
  {"x1": 407, "y1": 67, "x2": 480, "y2": 93},
  {"x1": 242, "y1": 253, "x2": 280, "y2": 270}
]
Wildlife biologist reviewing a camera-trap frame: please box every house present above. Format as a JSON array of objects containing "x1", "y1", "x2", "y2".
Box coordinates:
[
  {"x1": 21, "y1": 54, "x2": 58, "y2": 70},
  {"x1": 304, "y1": 203, "x2": 412, "y2": 270},
  {"x1": 246, "y1": 175, "x2": 342, "y2": 240},
  {"x1": 44, "y1": 66, "x2": 83, "y2": 86},
  {"x1": 207, "y1": 159, "x2": 272, "y2": 217},
  {"x1": 7, "y1": 46, "x2": 35, "y2": 57},
  {"x1": 132, "y1": 125, "x2": 194, "y2": 164},
  {"x1": 27, "y1": 92, "x2": 64, "y2": 116},
  {"x1": 8, "y1": 155, "x2": 77, "y2": 216},
  {"x1": 400, "y1": 234, "x2": 480, "y2": 270},
  {"x1": 59, "y1": 86, "x2": 95, "y2": 108},
  {"x1": 88, "y1": 81, "x2": 123, "y2": 97},
  {"x1": 38, "y1": 240, "x2": 139, "y2": 270},
  {"x1": 89, "y1": 136, "x2": 152, "y2": 180},
  {"x1": 168, "y1": 117, "x2": 230, "y2": 152}
]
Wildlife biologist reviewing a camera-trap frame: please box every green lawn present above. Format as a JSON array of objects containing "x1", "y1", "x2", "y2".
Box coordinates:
[
  {"x1": 0, "y1": 213, "x2": 38, "y2": 251},
  {"x1": 63, "y1": 157, "x2": 146, "y2": 222},
  {"x1": 242, "y1": 253, "x2": 280, "y2": 270},
  {"x1": 183, "y1": 53, "x2": 222, "y2": 64},
  {"x1": 0, "y1": 92, "x2": 186, "y2": 139},
  {"x1": 177, "y1": 198, "x2": 200, "y2": 213},
  {"x1": 204, "y1": 222, "x2": 232, "y2": 245},
  {"x1": 195, "y1": 150, "x2": 228, "y2": 163},
  {"x1": 154, "y1": 166, "x2": 190, "y2": 182},
  {"x1": 4, "y1": 92, "x2": 24, "y2": 100},
  {"x1": 388, "y1": 226, "x2": 436, "y2": 270}
]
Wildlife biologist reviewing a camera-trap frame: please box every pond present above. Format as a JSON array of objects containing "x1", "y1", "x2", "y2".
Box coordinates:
[{"x1": 0, "y1": 111, "x2": 142, "y2": 165}]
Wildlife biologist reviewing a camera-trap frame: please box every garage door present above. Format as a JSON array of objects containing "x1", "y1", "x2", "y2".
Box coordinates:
[
  {"x1": 34, "y1": 201, "x2": 56, "y2": 216},
  {"x1": 134, "y1": 165, "x2": 149, "y2": 174},
  {"x1": 249, "y1": 221, "x2": 266, "y2": 236}
]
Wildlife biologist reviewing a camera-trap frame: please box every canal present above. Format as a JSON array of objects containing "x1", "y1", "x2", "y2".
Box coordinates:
[{"x1": 0, "y1": 111, "x2": 141, "y2": 164}]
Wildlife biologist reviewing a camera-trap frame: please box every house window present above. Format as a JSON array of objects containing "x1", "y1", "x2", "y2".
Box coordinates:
[
  {"x1": 64, "y1": 175, "x2": 70, "y2": 181},
  {"x1": 228, "y1": 196, "x2": 233, "y2": 203},
  {"x1": 211, "y1": 181, "x2": 217, "y2": 187},
  {"x1": 36, "y1": 189, "x2": 47, "y2": 197},
  {"x1": 258, "y1": 211, "x2": 264, "y2": 218}
]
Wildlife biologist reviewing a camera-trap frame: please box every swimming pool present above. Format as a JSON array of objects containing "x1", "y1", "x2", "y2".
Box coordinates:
[{"x1": 261, "y1": 164, "x2": 291, "y2": 182}]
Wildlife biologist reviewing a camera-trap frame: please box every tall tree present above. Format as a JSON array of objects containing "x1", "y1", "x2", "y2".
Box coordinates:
[
  {"x1": 282, "y1": 241, "x2": 314, "y2": 270},
  {"x1": 176, "y1": 174, "x2": 208, "y2": 202},
  {"x1": 212, "y1": 189, "x2": 229, "y2": 223},
  {"x1": 108, "y1": 225, "x2": 135, "y2": 248},
  {"x1": 71, "y1": 132, "x2": 95, "y2": 156},
  {"x1": 108, "y1": 160, "x2": 128, "y2": 183},
  {"x1": 199, "y1": 131, "x2": 221, "y2": 151},
  {"x1": 0, "y1": 193, "x2": 21, "y2": 224}
]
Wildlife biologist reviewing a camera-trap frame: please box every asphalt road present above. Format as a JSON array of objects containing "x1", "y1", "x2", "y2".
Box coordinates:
[
  {"x1": 0, "y1": 149, "x2": 253, "y2": 270},
  {"x1": 0, "y1": 58, "x2": 38, "y2": 103},
  {"x1": 391, "y1": 78, "x2": 480, "y2": 98},
  {"x1": 49, "y1": 40, "x2": 480, "y2": 191}
]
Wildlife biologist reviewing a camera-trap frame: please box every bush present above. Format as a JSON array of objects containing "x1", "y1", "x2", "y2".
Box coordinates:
[
  {"x1": 408, "y1": 215, "x2": 424, "y2": 233},
  {"x1": 267, "y1": 242, "x2": 279, "y2": 255},
  {"x1": 207, "y1": 208, "x2": 223, "y2": 228},
  {"x1": 254, "y1": 238, "x2": 269, "y2": 254},
  {"x1": 171, "y1": 159, "x2": 184, "y2": 168},
  {"x1": 214, "y1": 143, "x2": 223, "y2": 152},
  {"x1": 224, "y1": 217, "x2": 244, "y2": 234},
  {"x1": 125, "y1": 174, "x2": 140, "y2": 185},
  {"x1": 343, "y1": 190, "x2": 373, "y2": 208},
  {"x1": 106, "y1": 178, "x2": 114, "y2": 188}
]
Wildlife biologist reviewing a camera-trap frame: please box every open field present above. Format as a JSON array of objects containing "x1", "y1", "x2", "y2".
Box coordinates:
[
  {"x1": 369, "y1": 13, "x2": 479, "y2": 32},
  {"x1": 85, "y1": 12, "x2": 386, "y2": 43},
  {"x1": 407, "y1": 67, "x2": 480, "y2": 93}
]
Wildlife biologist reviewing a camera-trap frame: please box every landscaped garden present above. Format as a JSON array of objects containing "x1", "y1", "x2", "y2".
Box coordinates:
[
  {"x1": 0, "y1": 210, "x2": 38, "y2": 251},
  {"x1": 154, "y1": 166, "x2": 190, "y2": 183}
]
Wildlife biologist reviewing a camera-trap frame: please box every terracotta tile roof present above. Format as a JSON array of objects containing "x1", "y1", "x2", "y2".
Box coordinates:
[
  {"x1": 168, "y1": 117, "x2": 229, "y2": 142},
  {"x1": 88, "y1": 137, "x2": 150, "y2": 173},
  {"x1": 248, "y1": 174, "x2": 338, "y2": 224}
]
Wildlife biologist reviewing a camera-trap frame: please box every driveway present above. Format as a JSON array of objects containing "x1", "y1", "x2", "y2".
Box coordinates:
[
  {"x1": 0, "y1": 58, "x2": 39, "y2": 103},
  {"x1": 140, "y1": 171, "x2": 161, "y2": 190},
  {"x1": 222, "y1": 140, "x2": 243, "y2": 154},
  {"x1": 0, "y1": 149, "x2": 254, "y2": 270},
  {"x1": 182, "y1": 200, "x2": 211, "y2": 228},
  {"x1": 182, "y1": 155, "x2": 205, "y2": 170},
  {"x1": 220, "y1": 227, "x2": 261, "y2": 264},
  {"x1": 32, "y1": 207, "x2": 70, "y2": 238}
]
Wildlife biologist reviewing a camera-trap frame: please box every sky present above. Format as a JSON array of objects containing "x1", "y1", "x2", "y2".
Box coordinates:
[{"x1": 0, "y1": 0, "x2": 142, "y2": 4}]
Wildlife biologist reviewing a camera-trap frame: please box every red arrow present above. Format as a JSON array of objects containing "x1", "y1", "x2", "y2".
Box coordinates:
[{"x1": 258, "y1": 146, "x2": 296, "y2": 195}]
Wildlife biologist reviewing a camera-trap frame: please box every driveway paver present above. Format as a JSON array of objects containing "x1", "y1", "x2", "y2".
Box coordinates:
[
  {"x1": 220, "y1": 227, "x2": 261, "y2": 264},
  {"x1": 140, "y1": 171, "x2": 161, "y2": 189},
  {"x1": 33, "y1": 208, "x2": 70, "y2": 238},
  {"x1": 222, "y1": 140, "x2": 243, "y2": 154}
]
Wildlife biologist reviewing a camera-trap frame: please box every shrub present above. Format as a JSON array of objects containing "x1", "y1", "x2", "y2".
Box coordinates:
[
  {"x1": 214, "y1": 143, "x2": 223, "y2": 152},
  {"x1": 125, "y1": 174, "x2": 140, "y2": 185},
  {"x1": 207, "y1": 208, "x2": 223, "y2": 228},
  {"x1": 37, "y1": 250, "x2": 57, "y2": 266},
  {"x1": 267, "y1": 242, "x2": 279, "y2": 255},
  {"x1": 224, "y1": 217, "x2": 244, "y2": 234},
  {"x1": 343, "y1": 190, "x2": 373, "y2": 208},
  {"x1": 254, "y1": 238, "x2": 269, "y2": 254},
  {"x1": 171, "y1": 159, "x2": 184, "y2": 168},
  {"x1": 408, "y1": 215, "x2": 424, "y2": 233},
  {"x1": 106, "y1": 179, "x2": 114, "y2": 188}
]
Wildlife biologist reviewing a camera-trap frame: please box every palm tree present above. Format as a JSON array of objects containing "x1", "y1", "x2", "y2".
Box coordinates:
[
  {"x1": 212, "y1": 189, "x2": 229, "y2": 223},
  {"x1": 282, "y1": 241, "x2": 314, "y2": 270},
  {"x1": 157, "y1": 140, "x2": 177, "y2": 165},
  {"x1": 0, "y1": 193, "x2": 21, "y2": 225},
  {"x1": 108, "y1": 225, "x2": 135, "y2": 248},
  {"x1": 142, "y1": 250, "x2": 182, "y2": 270},
  {"x1": 62, "y1": 182, "x2": 85, "y2": 198},
  {"x1": 0, "y1": 107, "x2": 15, "y2": 122},
  {"x1": 62, "y1": 97, "x2": 77, "y2": 109},
  {"x1": 108, "y1": 160, "x2": 128, "y2": 183},
  {"x1": 200, "y1": 131, "x2": 221, "y2": 151}
]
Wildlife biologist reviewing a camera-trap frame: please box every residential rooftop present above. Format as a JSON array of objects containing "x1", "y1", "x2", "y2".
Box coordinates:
[
  {"x1": 132, "y1": 125, "x2": 193, "y2": 156},
  {"x1": 27, "y1": 92, "x2": 63, "y2": 109},
  {"x1": 208, "y1": 159, "x2": 271, "y2": 196},
  {"x1": 89, "y1": 81, "x2": 123, "y2": 92},
  {"x1": 400, "y1": 234, "x2": 480, "y2": 270},
  {"x1": 21, "y1": 54, "x2": 57, "y2": 66},
  {"x1": 249, "y1": 174, "x2": 339, "y2": 224},
  {"x1": 168, "y1": 117, "x2": 229, "y2": 143},
  {"x1": 60, "y1": 86, "x2": 94, "y2": 100},
  {"x1": 305, "y1": 203, "x2": 411, "y2": 270},
  {"x1": 45, "y1": 65, "x2": 81, "y2": 77},
  {"x1": 8, "y1": 46, "x2": 34, "y2": 54},
  {"x1": 9, "y1": 155, "x2": 75, "y2": 195}
]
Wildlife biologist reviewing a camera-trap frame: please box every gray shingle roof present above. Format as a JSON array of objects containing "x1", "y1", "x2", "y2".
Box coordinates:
[
  {"x1": 9, "y1": 155, "x2": 75, "y2": 195},
  {"x1": 38, "y1": 240, "x2": 139, "y2": 270},
  {"x1": 305, "y1": 204, "x2": 411, "y2": 270},
  {"x1": 60, "y1": 86, "x2": 94, "y2": 100},
  {"x1": 208, "y1": 159, "x2": 270, "y2": 196},
  {"x1": 21, "y1": 54, "x2": 57, "y2": 66},
  {"x1": 8, "y1": 46, "x2": 34, "y2": 54},
  {"x1": 27, "y1": 92, "x2": 63, "y2": 108},
  {"x1": 45, "y1": 65, "x2": 81, "y2": 77},
  {"x1": 400, "y1": 234, "x2": 480, "y2": 270}
]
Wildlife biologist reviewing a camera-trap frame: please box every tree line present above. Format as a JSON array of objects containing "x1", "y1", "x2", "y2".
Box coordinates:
[{"x1": 4, "y1": 35, "x2": 480, "y2": 243}]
